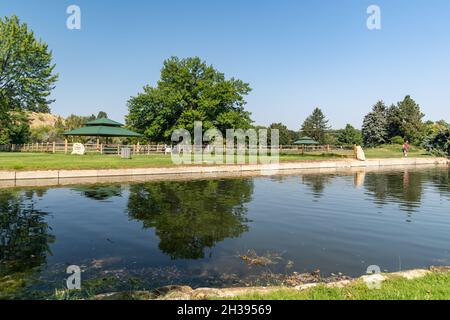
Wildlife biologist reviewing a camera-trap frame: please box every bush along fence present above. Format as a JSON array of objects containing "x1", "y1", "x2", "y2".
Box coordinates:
[{"x1": 0, "y1": 142, "x2": 356, "y2": 156}]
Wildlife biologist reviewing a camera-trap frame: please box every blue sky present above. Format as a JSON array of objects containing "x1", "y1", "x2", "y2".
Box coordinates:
[{"x1": 1, "y1": 0, "x2": 449, "y2": 129}]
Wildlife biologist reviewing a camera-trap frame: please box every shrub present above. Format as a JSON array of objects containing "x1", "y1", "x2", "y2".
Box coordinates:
[
  {"x1": 390, "y1": 136, "x2": 405, "y2": 145},
  {"x1": 422, "y1": 129, "x2": 450, "y2": 156}
]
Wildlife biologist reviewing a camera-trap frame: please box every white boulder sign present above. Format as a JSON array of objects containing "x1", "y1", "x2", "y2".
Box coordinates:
[
  {"x1": 72, "y1": 143, "x2": 86, "y2": 155},
  {"x1": 355, "y1": 146, "x2": 366, "y2": 161}
]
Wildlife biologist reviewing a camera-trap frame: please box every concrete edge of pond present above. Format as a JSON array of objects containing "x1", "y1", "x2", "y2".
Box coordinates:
[
  {"x1": 1, "y1": 163, "x2": 449, "y2": 189},
  {"x1": 91, "y1": 266, "x2": 450, "y2": 300},
  {"x1": 0, "y1": 158, "x2": 448, "y2": 188}
]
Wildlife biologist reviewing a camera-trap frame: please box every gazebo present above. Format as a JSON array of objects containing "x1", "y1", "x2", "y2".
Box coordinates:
[
  {"x1": 63, "y1": 118, "x2": 142, "y2": 151},
  {"x1": 293, "y1": 136, "x2": 319, "y2": 154},
  {"x1": 293, "y1": 136, "x2": 319, "y2": 145}
]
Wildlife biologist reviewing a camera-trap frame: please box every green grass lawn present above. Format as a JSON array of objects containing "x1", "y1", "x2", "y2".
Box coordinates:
[
  {"x1": 0, "y1": 152, "x2": 175, "y2": 170},
  {"x1": 364, "y1": 144, "x2": 430, "y2": 158},
  {"x1": 231, "y1": 272, "x2": 450, "y2": 300},
  {"x1": 0, "y1": 145, "x2": 432, "y2": 171}
]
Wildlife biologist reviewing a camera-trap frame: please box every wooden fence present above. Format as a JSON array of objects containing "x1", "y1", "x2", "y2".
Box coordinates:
[
  {"x1": 0, "y1": 142, "x2": 356, "y2": 156},
  {"x1": 0, "y1": 143, "x2": 168, "y2": 155}
]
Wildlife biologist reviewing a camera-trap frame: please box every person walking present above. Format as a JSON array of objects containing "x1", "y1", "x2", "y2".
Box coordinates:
[{"x1": 403, "y1": 140, "x2": 410, "y2": 157}]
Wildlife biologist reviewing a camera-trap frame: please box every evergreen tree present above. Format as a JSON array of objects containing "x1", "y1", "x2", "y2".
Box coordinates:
[
  {"x1": 300, "y1": 108, "x2": 330, "y2": 144},
  {"x1": 362, "y1": 101, "x2": 388, "y2": 147},
  {"x1": 97, "y1": 111, "x2": 108, "y2": 119},
  {"x1": 386, "y1": 95, "x2": 424, "y2": 143}
]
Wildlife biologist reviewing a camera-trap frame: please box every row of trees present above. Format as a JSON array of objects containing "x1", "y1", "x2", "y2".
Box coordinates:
[
  {"x1": 125, "y1": 57, "x2": 364, "y2": 146},
  {"x1": 361, "y1": 96, "x2": 449, "y2": 155},
  {"x1": 362, "y1": 96, "x2": 424, "y2": 147},
  {"x1": 1, "y1": 15, "x2": 449, "y2": 154}
]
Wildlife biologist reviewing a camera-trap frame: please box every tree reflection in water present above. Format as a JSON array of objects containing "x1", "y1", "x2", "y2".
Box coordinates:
[
  {"x1": 298, "y1": 168, "x2": 446, "y2": 214},
  {"x1": 301, "y1": 174, "x2": 334, "y2": 199},
  {"x1": 0, "y1": 190, "x2": 54, "y2": 277},
  {"x1": 427, "y1": 167, "x2": 450, "y2": 200},
  {"x1": 127, "y1": 179, "x2": 253, "y2": 260},
  {"x1": 71, "y1": 184, "x2": 122, "y2": 200},
  {"x1": 363, "y1": 169, "x2": 424, "y2": 213}
]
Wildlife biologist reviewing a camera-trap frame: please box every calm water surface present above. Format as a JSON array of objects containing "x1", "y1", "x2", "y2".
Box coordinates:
[{"x1": 1, "y1": 166, "x2": 449, "y2": 297}]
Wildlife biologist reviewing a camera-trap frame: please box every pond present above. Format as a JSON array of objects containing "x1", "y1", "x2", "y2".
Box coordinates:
[{"x1": 1, "y1": 166, "x2": 450, "y2": 298}]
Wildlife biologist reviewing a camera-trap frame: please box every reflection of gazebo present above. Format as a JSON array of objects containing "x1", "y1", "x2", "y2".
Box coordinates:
[
  {"x1": 293, "y1": 136, "x2": 319, "y2": 145},
  {"x1": 63, "y1": 118, "x2": 141, "y2": 150}
]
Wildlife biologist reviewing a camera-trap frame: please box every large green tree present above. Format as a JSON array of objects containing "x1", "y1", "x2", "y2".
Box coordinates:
[
  {"x1": 362, "y1": 101, "x2": 388, "y2": 147},
  {"x1": 337, "y1": 124, "x2": 362, "y2": 145},
  {"x1": 300, "y1": 107, "x2": 330, "y2": 144},
  {"x1": 126, "y1": 57, "x2": 253, "y2": 143},
  {"x1": 0, "y1": 15, "x2": 57, "y2": 111},
  {"x1": 0, "y1": 111, "x2": 30, "y2": 144},
  {"x1": 422, "y1": 121, "x2": 450, "y2": 156},
  {"x1": 386, "y1": 95, "x2": 425, "y2": 143},
  {"x1": 268, "y1": 122, "x2": 296, "y2": 145},
  {"x1": 0, "y1": 15, "x2": 57, "y2": 144}
]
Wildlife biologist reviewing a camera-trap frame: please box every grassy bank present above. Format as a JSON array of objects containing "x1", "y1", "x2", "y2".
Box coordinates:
[
  {"x1": 0, "y1": 145, "x2": 431, "y2": 171},
  {"x1": 2, "y1": 268, "x2": 448, "y2": 300},
  {"x1": 232, "y1": 272, "x2": 450, "y2": 300}
]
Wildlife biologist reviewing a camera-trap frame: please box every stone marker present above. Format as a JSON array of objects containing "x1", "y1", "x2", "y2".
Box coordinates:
[
  {"x1": 355, "y1": 146, "x2": 366, "y2": 161},
  {"x1": 72, "y1": 143, "x2": 86, "y2": 155}
]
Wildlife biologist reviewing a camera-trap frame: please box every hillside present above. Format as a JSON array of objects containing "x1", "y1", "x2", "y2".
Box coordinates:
[{"x1": 27, "y1": 112, "x2": 64, "y2": 128}]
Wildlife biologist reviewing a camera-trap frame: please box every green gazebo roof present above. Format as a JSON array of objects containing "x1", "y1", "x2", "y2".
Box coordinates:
[
  {"x1": 85, "y1": 118, "x2": 124, "y2": 127},
  {"x1": 293, "y1": 136, "x2": 319, "y2": 145},
  {"x1": 63, "y1": 118, "x2": 141, "y2": 137}
]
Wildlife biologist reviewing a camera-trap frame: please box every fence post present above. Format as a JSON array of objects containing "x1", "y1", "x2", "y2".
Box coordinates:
[
  {"x1": 52, "y1": 142, "x2": 56, "y2": 153},
  {"x1": 100, "y1": 143, "x2": 103, "y2": 154},
  {"x1": 117, "y1": 144, "x2": 120, "y2": 155},
  {"x1": 64, "y1": 139, "x2": 68, "y2": 154}
]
